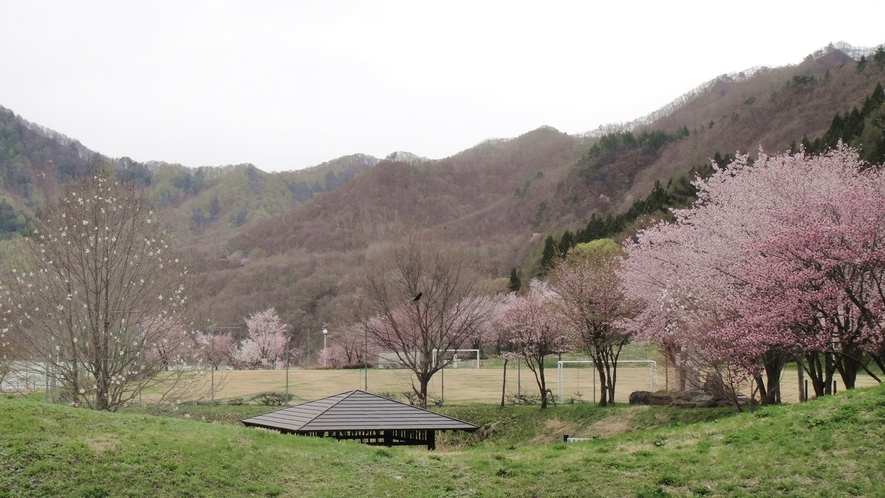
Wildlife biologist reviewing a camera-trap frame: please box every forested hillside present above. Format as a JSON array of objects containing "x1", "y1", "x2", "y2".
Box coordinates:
[
  {"x1": 0, "y1": 105, "x2": 378, "y2": 250},
  {"x1": 2, "y1": 42, "x2": 884, "y2": 350}
]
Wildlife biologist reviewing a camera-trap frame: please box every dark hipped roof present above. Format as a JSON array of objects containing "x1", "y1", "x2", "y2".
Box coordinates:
[{"x1": 241, "y1": 390, "x2": 478, "y2": 433}]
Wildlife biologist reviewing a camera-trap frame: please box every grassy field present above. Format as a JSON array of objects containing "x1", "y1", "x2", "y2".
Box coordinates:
[
  {"x1": 2, "y1": 383, "x2": 885, "y2": 497},
  {"x1": 204, "y1": 361, "x2": 878, "y2": 406},
  {"x1": 209, "y1": 365, "x2": 658, "y2": 406},
  {"x1": 118, "y1": 345, "x2": 878, "y2": 406}
]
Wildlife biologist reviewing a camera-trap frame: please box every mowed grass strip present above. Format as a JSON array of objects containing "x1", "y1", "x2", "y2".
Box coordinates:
[{"x1": 2, "y1": 384, "x2": 884, "y2": 497}]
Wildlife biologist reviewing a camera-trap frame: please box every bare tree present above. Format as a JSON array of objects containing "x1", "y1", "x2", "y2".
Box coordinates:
[
  {"x1": 328, "y1": 323, "x2": 372, "y2": 367},
  {"x1": 359, "y1": 236, "x2": 494, "y2": 408},
  {"x1": 0, "y1": 167, "x2": 201, "y2": 411}
]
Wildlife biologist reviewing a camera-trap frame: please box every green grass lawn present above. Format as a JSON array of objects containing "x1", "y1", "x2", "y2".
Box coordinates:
[{"x1": 2, "y1": 384, "x2": 884, "y2": 497}]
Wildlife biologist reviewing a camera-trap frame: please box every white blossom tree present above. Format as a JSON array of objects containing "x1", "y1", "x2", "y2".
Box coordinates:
[
  {"x1": 0, "y1": 167, "x2": 198, "y2": 411},
  {"x1": 233, "y1": 308, "x2": 289, "y2": 369}
]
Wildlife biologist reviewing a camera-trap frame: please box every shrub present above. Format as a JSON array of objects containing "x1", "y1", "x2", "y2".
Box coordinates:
[
  {"x1": 506, "y1": 392, "x2": 541, "y2": 405},
  {"x1": 250, "y1": 392, "x2": 291, "y2": 406}
]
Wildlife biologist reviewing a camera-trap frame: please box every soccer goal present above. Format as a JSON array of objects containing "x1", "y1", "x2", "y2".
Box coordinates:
[
  {"x1": 431, "y1": 349, "x2": 480, "y2": 369},
  {"x1": 556, "y1": 360, "x2": 657, "y2": 404}
]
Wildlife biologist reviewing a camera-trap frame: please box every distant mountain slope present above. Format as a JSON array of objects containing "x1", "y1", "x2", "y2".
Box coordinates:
[
  {"x1": 148, "y1": 153, "x2": 379, "y2": 253},
  {"x1": 229, "y1": 126, "x2": 579, "y2": 256},
  {"x1": 2, "y1": 42, "x2": 883, "y2": 339},
  {"x1": 561, "y1": 43, "x2": 884, "y2": 215},
  {"x1": 0, "y1": 105, "x2": 379, "y2": 246}
]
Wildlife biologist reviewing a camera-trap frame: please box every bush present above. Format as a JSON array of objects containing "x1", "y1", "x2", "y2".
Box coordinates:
[
  {"x1": 376, "y1": 392, "x2": 403, "y2": 402},
  {"x1": 566, "y1": 391, "x2": 586, "y2": 404},
  {"x1": 506, "y1": 392, "x2": 540, "y2": 405},
  {"x1": 250, "y1": 392, "x2": 291, "y2": 406}
]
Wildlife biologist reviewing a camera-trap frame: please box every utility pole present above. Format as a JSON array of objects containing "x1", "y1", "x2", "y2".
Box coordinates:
[
  {"x1": 364, "y1": 326, "x2": 368, "y2": 391},
  {"x1": 285, "y1": 312, "x2": 290, "y2": 406},
  {"x1": 285, "y1": 340, "x2": 290, "y2": 406}
]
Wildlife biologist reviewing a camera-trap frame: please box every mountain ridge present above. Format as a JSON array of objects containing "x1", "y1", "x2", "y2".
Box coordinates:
[{"x1": 2, "y1": 41, "x2": 884, "y2": 340}]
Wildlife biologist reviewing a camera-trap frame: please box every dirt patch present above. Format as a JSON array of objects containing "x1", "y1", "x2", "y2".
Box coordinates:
[
  {"x1": 528, "y1": 419, "x2": 587, "y2": 444},
  {"x1": 84, "y1": 436, "x2": 117, "y2": 454},
  {"x1": 544, "y1": 419, "x2": 566, "y2": 432},
  {"x1": 587, "y1": 418, "x2": 632, "y2": 438}
]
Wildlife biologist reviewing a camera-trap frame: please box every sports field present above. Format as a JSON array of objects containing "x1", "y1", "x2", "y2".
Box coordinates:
[{"x1": 208, "y1": 362, "x2": 878, "y2": 405}]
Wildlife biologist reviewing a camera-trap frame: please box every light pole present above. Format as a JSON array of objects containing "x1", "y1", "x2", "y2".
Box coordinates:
[
  {"x1": 364, "y1": 326, "x2": 368, "y2": 391},
  {"x1": 285, "y1": 339, "x2": 290, "y2": 406},
  {"x1": 322, "y1": 328, "x2": 328, "y2": 367}
]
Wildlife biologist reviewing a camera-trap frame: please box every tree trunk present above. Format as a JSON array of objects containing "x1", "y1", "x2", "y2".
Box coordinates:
[
  {"x1": 804, "y1": 352, "x2": 836, "y2": 397},
  {"x1": 824, "y1": 351, "x2": 835, "y2": 395},
  {"x1": 796, "y1": 356, "x2": 806, "y2": 403},
  {"x1": 759, "y1": 353, "x2": 785, "y2": 404},
  {"x1": 605, "y1": 361, "x2": 616, "y2": 405},
  {"x1": 500, "y1": 358, "x2": 508, "y2": 408},
  {"x1": 595, "y1": 361, "x2": 608, "y2": 407},
  {"x1": 537, "y1": 359, "x2": 548, "y2": 409},
  {"x1": 754, "y1": 374, "x2": 768, "y2": 401},
  {"x1": 835, "y1": 346, "x2": 862, "y2": 390},
  {"x1": 415, "y1": 375, "x2": 431, "y2": 409}
]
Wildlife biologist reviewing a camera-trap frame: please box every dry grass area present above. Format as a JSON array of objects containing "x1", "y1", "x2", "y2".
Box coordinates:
[
  {"x1": 202, "y1": 363, "x2": 881, "y2": 405},
  {"x1": 211, "y1": 366, "x2": 656, "y2": 404}
]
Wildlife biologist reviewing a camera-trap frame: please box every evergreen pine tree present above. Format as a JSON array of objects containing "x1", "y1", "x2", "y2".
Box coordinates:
[
  {"x1": 875, "y1": 46, "x2": 885, "y2": 68},
  {"x1": 508, "y1": 268, "x2": 521, "y2": 293},
  {"x1": 559, "y1": 230, "x2": 575, "y2": 257},
  {"x1": 857, "y1": 55, "x2": 868, "y2": 72},
  {"x1": 539, "y1": 235, "x2": 557, "y2": 275}
]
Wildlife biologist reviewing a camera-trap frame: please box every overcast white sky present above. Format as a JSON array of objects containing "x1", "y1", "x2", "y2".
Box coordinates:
[{"x1": 1, "y1": 1, "x2": 883, "y2": 172}]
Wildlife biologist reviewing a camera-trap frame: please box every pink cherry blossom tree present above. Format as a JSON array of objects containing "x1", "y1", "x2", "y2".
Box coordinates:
[
  {"x1": 142, "y1": 316, "x2": 198, "y2": 371},
  {"x1": 622, "y1": 145, "x2": 885, "y2": 403},
  {"x1": 331, "y1": 323, "x2": 374, "y2": 367},
  {"x1": 730, "y1": 147, "x2": 885, "y2": 394},
  {"x1": 495, "y1": 280, "x2": 565, "y2": 408},
  {"x1": 482, "y1": 294, "x2": 518, "y2": 407},
  {"x1": 548, "y1": 239, "x2": 640, "y2": 406},
  {"x1": 359, "y1": 236, "x2": 495, "y2": 408},
  {"x1": 194, "y1": 330, "x2": 235, "y2": 370},
  {"x1": 316, "y1": 343, "x2": 347, "y2": 369}
]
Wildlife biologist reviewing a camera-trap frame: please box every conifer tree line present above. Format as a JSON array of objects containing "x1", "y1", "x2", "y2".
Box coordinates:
[
  {"x1": 800, "y1": 82, "x2": 885, "y2": 164},
  {"x1": 540, "y1": 82, "x2": 885, "y2": 275}
]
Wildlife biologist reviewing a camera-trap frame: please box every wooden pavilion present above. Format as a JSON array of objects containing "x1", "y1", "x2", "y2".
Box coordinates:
[{"x1": 241, "y1": 389, "x2": 478, "y2": 450}]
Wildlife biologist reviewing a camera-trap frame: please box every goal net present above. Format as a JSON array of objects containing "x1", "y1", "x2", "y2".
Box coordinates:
[{"x1": 556, "y1": 360, "x2": 657, "y2": 403}]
